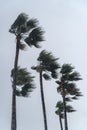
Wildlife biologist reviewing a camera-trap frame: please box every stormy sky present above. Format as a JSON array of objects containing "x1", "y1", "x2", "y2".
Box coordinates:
[{"x1": 0, "y1": 0, "x2": 87, "y2": 130}]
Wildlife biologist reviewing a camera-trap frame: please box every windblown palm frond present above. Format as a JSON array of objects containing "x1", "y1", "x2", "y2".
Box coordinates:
[
  {"x1": 43, "y1": 73, "x2": 51, "y2": 80},
  {"x1": 68, "y1": 71, "x2": 82, "y2": 81},
  {"x1": 25, "y1": 27, "x2": 44, "y2": 48},
  {"x1": 9, "y1": 13, "x2": 28, "y2": 34},
  {"x1": 55, "y1": 101, "x2": 75, "y2": 117},
  {"x1": 11, "y1": 66, "x2": 35, "y2": 97},
  {"x1": 60, "y1": 64, "x2": 74, "y2": 74}
]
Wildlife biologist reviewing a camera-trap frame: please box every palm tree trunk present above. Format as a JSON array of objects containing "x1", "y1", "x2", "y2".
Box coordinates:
[
  {"x1": 11, "y1": 35, "x2": 20, "y2": 130},
  {"x1": 62, "y1": 88, "x2": 68, "y2": 130},
  {"x1": 59, "y1": 115, "x2": 63, "y2": 130},
  {"x1": 39, "y1": 71, "x2": 48, "y2": 130}
]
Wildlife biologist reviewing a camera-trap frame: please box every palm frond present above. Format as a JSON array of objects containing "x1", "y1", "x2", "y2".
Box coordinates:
[
  {"x1": 18, "y1": 42, "x2": 27, "y2": 50},
  {"x1": 68, "y1": 71, "x2": 82, "y2": 81},
  {"x1": 71, "y1": 96, "x2": 78, "y2": 100},
  {"x1": 43, "y1": 73, "x2": 51, "y2": 80},
  {"x1": 60, "y1": 64, "x2": 74, "y2": 74},
  {"x1": 9, "y1": 13, "x2": 28, "y2": 34},
  {"x1": 16, "y1": 89, "x2": 21, "y2": 96},
  {"x1": 11, "y1": 66, "x2": 34, "y2": 86},
  {"x1": 66, "y1": 105, "x2": 76, "y2": 112},
  {"x1": 55, "y1": 100, "x2": 75, "y2": 118},
  {"x1": 25, "y1": 27, "x2": 44, "y2": 48},
  {"x1": 21, "y1": 83, "x2": 35, "y2": 97},
  {"x1": 51, "y1": 71, "x2": 58, "y2": 79},
  {"x1": 65, "y1": 97, "x2": 72, "y2": 102},
  {"x1": 56, "y1": 80, "x2": 61, "y2": 85},
  {"x1": 27, "y1": 18, "x2": 38, "y2": 28}
]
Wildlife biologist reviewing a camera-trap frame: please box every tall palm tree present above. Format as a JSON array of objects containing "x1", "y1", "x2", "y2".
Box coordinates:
[
  {"x1": 9, "y1": 13, "x2": 44, "y2": 130},
  {"x1": 32, "y1": 50, "x2": 60, "y2": 130},
  {"x1": 55, "y1": 101, "x2": 75, "y2": 130},
  {"x1": 56, "y1": 64, "x2": 82, "y2": 130}
]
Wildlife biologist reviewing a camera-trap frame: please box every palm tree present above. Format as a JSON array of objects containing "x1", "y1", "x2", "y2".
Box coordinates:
[
  {"x1": 32, "y1": 50, "x2": 60, "y2": 130},
  {"x1": 56, "y1": 64, "x2": 82, "y2": 130},
  {"x1": 55, "y1": 101, "x2": 75, "y2": 130},
  {"x1": 9, "y1": 13, "x2": 44, "y2": 130}
]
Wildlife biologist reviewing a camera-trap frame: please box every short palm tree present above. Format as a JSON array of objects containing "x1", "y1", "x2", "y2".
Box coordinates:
[
  {"x1": 55, "y1": 101, "x2": 75, "y2": 130},
  {"x1": 32, "y1": 50, "x2": 60, "y2": 130},
  {"x1": 56, "y1": 64, "x2": 82, "y2": 130},
  {"x1": 9, "y1": 13, "x2": 44, "y2": 130}
]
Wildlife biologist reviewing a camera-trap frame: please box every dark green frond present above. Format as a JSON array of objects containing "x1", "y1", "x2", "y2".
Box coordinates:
[
  {"x1": 55, "y1": 110, "x2": 64, "y2": 118},
  {"x1": 25, "y1": 27, "x2": 44, "y2": 48},
  {"x1": 9, "y1": 13, "x2": 28, "y2": 34},
  {"x1": 71, "y1": 96, "x2": 78, "y2": 100},
  {"x1": 60, "y1": 64, "x2": 74, "y2": 74},
  {"x1": 31, "y1": 65, "x2": 42, "y2": 72},
  {"x1": 38, "y1": 50, "x2": 58, "y2": 63},
  {"x1": 56, "y1": 80, "x2": 61, "y2": 85},
  {"x1": 66, "y1": 105, "x2": 76, "y2": 113},
  {"x1": 51, "y1": 71, "x2": 58, "y2": 79},
  {"x1": 57, "y1": 86, "x2": 62, "y2": 93},
  {"x1": 27, "y1": 18, "x2": 38, "y2": 28},
  {"x1": 16, "y1": 89, "x2": 21, "y2": 96},
  {"x1": 20, "y1": 24, "x2": 28, "y2": 33},
  {"x1": 66, "y1": 84, "x2": 82, "y2": 97},
  {"x1": 18, "y1": 42, "x2": 26, "y2": 50},
  {"x1": 56, "y1": 101, "x2": 64, "y2": 108},
  {"x1": 21, "y1": 83, "x2": 35, "y2": 97},
  {"x1": 75, "y1": 92, "x2": 83, "y2": 97},
  {"x1": 11, "y1": 66, "x2": 34, "y2": 86},
  {"x1": 65, "y1": 97, "x2": 72, "y2": 102},
  {"x1": 31, "y1": 66, "x2": 38, "y2": 70},
  {"x1": 68, "y1": 71, "x2": 82, "y2": 81},
  {"x1": 55, "y1": 100, "x2": 75, "y2": 118},
  {"x1": 43, "y1": 73, "x2": 51, "y2": 80}
]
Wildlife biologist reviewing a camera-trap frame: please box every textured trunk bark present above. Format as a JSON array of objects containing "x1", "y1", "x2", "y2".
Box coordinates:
[
  {"x1": 11, "y1": 35, "x2": 20, "y2": 130},
  {"x1": 62, "y1": 87, "x2": 68, "y2": 130},
  {"x1": 39, "y1": 71, "x2": 48, "y2": 130},
  {"x1": 11, "y1": 88, "x2": 16, "y2": 130},
  {"x1": 59, "y1": 115, "x2": 63, "y2": 130}
]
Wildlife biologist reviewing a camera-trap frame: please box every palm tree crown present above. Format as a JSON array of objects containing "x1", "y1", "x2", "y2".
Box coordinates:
[
  {"x1": 56, "y1": 64, "x2": 82, "y2": 100},
  {"x1": 32, "y1": 50, "x2": 60, "y2": 79},
  {"x1": 9, "y1": 13, "x2": 44, "y2": 48}
]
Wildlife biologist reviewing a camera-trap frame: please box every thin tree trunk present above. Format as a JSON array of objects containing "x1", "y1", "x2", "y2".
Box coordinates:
[
  {"x1": 59, "y1": 115, "x2": 63, "y2": 130},
  {"x1": 62, "y1": 87, "x2": 68, "y2": 130},
  {"x1": 39, "y1": 71, "x2": 48, "y2": 130},
  {"x1": 11, "y1": 35, "x2": 20, "y2": 130}
]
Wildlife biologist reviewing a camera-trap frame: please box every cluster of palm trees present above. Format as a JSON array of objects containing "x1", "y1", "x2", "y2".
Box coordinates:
[{"x1": 9, "y1": 13, "x2": 82, "y2": 130}]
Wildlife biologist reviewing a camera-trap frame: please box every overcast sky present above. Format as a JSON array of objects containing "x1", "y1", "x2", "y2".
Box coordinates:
[{"x1": 0, "y1": 0, "x2": 87, "y2": 130}]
